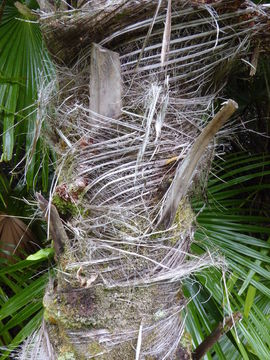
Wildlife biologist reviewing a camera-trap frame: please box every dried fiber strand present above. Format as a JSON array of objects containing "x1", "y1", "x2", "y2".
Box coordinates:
[{"x1": 17, "y1": 1, "x2": 270, "y2": 359}]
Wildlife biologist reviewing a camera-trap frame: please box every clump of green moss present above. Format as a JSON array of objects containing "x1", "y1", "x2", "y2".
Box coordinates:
[
  {"x1": 52, "y1": 193, "x2": 90, "y2": 219},
  {"x1": 53, "y1": 194, "x2": 80, "y2": 217}
]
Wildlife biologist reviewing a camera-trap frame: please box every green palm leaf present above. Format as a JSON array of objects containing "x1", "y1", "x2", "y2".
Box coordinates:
[
  {"x1": 0, "y1": 0, "x2": 55, "y2": 190},
  {"x1": 186, "y1": 153, "x2": 270, "y2": 359},
  {"x1": 0, "y1": 257, "x2": 52, "y2": 359}
]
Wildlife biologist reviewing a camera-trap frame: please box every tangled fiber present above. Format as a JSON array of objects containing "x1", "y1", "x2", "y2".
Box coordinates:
[{"x1": 16, "y1": 1, "x2": 270, "y2": 359}]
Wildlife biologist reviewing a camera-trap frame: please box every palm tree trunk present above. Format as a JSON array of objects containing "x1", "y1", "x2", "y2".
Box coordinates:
[
  {"x1": 40, "y1": 42, "x2": 194, "y2": 360},
  {"x1": 20, "y1": 1, "x2": 269, "y2": 359}
]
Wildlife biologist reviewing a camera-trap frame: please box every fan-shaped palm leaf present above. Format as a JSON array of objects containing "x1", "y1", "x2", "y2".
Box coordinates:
[
  {"x1": 0, "y1": 0, "x2": 55, "y2": 189},
  {"x1": 185, "y1": 153, "x2": 270, "y2": 359},
  {"x1": 0, "y1": 256, "x2": 53, "y2": 359}
]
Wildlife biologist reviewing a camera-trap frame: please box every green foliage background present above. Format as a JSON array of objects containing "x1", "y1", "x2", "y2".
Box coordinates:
[
  {"x1": 0, "y1": 1, "x2": 270, "y2": 359},
  {"x1": 0, "y1": 0, "x2": 54, "y2": 190},
  {"x1": 0, "y1": 2, "x2": 54, "y2": 357}
]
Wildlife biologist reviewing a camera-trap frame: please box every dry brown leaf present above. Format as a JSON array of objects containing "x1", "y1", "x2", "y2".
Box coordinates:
[{"x1": 0, "y1": 213, "x2": 39, "y2": 262}]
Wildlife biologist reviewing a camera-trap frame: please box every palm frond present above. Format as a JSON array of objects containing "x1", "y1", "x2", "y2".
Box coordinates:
[
  {"x1": 185, "y1": 153, "x2": 270, "y2": 359},
  {"x1": 0, "y1": 0, "x2": 55, "y2": 190},
  {"x1": 0, "y1": 256, "x2": 52, "y2": 359}
]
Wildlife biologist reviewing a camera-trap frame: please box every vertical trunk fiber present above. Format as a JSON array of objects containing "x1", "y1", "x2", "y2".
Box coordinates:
[
  {"x1": 41, "y1": 42, "x2": 194, "y2": 360},
  {"x1": 18, "y1": 1, "x2": 269, "y2": 359},
  {"x1": 40, "y1": 45, "x2": 237, "y2": 359}
]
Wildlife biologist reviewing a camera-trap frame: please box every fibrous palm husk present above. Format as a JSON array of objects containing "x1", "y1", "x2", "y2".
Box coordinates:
[{"x1": 17, "y1": 1, "x2": 270, "y2": 359}]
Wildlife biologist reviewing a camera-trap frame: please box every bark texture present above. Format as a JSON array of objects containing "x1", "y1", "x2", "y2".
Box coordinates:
[
  {"x1": 19, "y1": 1, "x2": 270, "y2": 359},
  {"x1": 39, "y1": 0, "x2": 168, "y2": 64}
]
